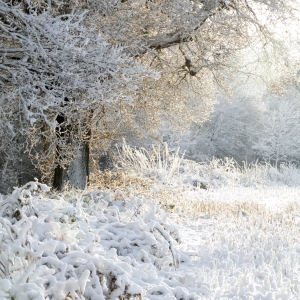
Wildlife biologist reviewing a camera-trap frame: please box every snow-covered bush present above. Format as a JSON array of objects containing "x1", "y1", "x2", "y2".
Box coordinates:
[
  {"x1": 0, "y1": 181, "x2": 203, "y2": 299},
  {"x1": 110, "y1": 143, "x2": 300, "y2": 200}
]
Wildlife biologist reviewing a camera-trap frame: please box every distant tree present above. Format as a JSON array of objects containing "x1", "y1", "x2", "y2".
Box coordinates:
[
  {"x1": 180, "y1": 86, "x2": 300, "y2": 166},
  {"x1": 253, "y1": 91, "x2": 300, "y2": 167},
  {"x1": 181, "y1": 95, "x2": 261, "y2": 162}
]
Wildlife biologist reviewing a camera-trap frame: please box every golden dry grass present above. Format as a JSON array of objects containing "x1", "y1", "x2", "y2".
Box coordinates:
[{"x1": 88, "y1": 169, "x2": 300, "y2": 228}]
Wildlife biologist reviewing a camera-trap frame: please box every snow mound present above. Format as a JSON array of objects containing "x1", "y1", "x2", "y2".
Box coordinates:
[{"x1": 0, "y1": 181, "x2": 197, "y2": 300}]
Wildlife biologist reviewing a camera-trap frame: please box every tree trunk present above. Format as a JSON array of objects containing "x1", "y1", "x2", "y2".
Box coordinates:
[
  {"x1": 52, "y1": 107, "x2": 68, "y2": 191},
  {"x1": 85, "y1": 140, "x2": 90, "y2": 185},
  {"x1": 68, "y1": 142, "x2": 88, "y2": 190},
  {"x1": 53, "y1": 102, "x2": 92, "y2": 191},
  {"x1": 53, "y1": 164, "x2": 65, "y2": 191}
]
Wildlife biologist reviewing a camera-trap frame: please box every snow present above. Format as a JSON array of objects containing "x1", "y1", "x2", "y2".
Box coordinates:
[
  {"x1": 176, "y1": 214, "x2": 300, "y2": 299},
  {"x1": 1, "y1": 167, "x2": 300, "y2": 299}
]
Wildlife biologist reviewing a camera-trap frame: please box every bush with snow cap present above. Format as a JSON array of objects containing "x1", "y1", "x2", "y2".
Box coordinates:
[{"x1": 0, "y1": 181, "x2": 198, "y2": 299}]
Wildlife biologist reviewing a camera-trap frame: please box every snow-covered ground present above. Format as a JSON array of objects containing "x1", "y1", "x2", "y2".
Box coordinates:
[
  {"x1": 1, "y1": 180, "x2": 300, "y2": 299},
  {"x1": 175, "y1": 197, "x2": 300, "y2": 299},
  {"x1": 1, "y1": 149, "x2": 300, "y2": 299}
]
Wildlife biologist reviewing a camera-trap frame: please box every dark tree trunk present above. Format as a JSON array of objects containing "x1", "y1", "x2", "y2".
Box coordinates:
[
  {"x1": 85, "y1": 128, "x2": 91, "y2": 186},
  {"x1": 53, "y1": 164, "x2": 65, "y2": 191},
  {"x1": 85, "y1": 140, "x2": 90, "y2": 185},
  {"x1": 52, "y1": 100, "x2": 92, "y2": 191},
  {"x1": 52, "y1": 100, "x2": 68, "y2": 191}
]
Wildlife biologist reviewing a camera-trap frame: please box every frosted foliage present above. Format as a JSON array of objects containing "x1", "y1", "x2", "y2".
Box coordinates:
[
  {"x1": 0, "y1": 5, "x2": 143, "y2": 121},
  {"x1": 0, "y1": 0, "x2": 156, "y2": 176},
  {"x1": 118, "y1": 142, "x2": 300, "y2": 189},
  {"x1": 0, "y1": 0, "x2": 297, "y2": 188},
  {"x1": 180, "y1": 96, "x2": 261, "y2": 163},
  {"x1": 253, "y1": 95, "x2": 300, "y2": 166},
  {"x1": 176, "y1": 90, "x2": 300, "y2": 165},
  {"x1": 2, "y1": 158, "x2": 300, "y2": 298}
]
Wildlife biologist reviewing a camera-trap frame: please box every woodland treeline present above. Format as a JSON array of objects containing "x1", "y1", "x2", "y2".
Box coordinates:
[{"x1": 0, "y1": 0, "x2": 299, "y2": 193}]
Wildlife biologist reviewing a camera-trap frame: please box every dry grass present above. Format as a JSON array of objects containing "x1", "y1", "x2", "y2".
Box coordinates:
[
  {"x1": 87, "y1": 143, "x2": 300, "y2": 227},
  {"x1": 89, "y1": 169, "x2": 291, "y2": 224},
  {"x1": 89, "y1": 169, "x2": 156, "y2": 195}
]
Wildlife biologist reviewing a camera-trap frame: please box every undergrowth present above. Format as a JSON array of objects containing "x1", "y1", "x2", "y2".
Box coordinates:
[{"x1": 89, "y1": 142, "x2": 300, "y2": 221}]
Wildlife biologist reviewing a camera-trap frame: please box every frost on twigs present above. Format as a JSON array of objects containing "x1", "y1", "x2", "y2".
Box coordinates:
[
  {"x1": 0, "y1": 182, "x2": 195, "y2": 299},
  {"x1": 0, "y1": 181, "x2": 49, "y2": 221}
]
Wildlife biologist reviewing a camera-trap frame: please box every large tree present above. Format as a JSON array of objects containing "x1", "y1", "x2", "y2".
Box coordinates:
[{"x1": 0, "y1": 0, "x2": 156, "y2": 191}]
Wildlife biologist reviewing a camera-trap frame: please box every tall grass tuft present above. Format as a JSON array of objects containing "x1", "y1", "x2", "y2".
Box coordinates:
[{"x1": 117, "y1": 140, "x2": 184, "y2": 181}]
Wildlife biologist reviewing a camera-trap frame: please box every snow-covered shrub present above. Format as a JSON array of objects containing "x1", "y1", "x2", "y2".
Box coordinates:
[
  {"x1": 178, "y1": 158, "x2": 300, "y2": 189},
  {"x1": 0, "y1": 181, "x2": 201, "y2": 299},
  {"x1": 113, "y1": 143, "x2": 300, "y2": 204},
  {"x1": 111, "y1": 144, "x2": 300, "y2": 222}
]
